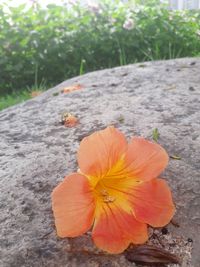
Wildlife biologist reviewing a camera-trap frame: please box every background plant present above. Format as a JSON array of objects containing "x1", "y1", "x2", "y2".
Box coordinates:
[{"x1": 0, "y1": 0, "x2": 200, "y2": 97}]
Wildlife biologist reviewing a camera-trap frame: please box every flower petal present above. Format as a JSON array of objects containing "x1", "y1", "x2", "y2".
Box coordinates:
[
  {"x1": 51, "y1": 173, "x2": 95, "y2": 237},
  {"x1": 92, "y1": 203, "x2": 148, "y2": 254},
  {"x1": 77, "y1": 126, "x2": 127, "y2": 183},
  {"x1": 129, "y1": 178, "x2": 175, "y2": 227},
  {"x1": 124, "y1": 137, "x2": 169, "y2": 182}
]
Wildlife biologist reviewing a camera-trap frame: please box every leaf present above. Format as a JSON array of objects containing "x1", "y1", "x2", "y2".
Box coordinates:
[
  {"x1": 117, "y1": 115, "x2": 124, "y2": 123},
  {"x1": 125, "y1": 245, "x2": 180, "y2": 265},
  {"x1": 52, "y1": 92, "x2": 59, "y2": 96},
  {"x1": 152, "y1": 128, "x2": 160, "y2": 142},
  {"x1": 170, "y1": 155, "x2": 181, "y2": 160}
]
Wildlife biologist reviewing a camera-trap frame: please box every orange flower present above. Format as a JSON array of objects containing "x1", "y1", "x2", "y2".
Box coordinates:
[
  {"x1": 62, "y1": 84, "x2": 82, "y2": 93},
  {"x1": 30, "y1": 90, "x2": 42, "y2": 98},
  {"x1": 61, "y1": 113, "x2": 78, "y2": 127},
  {"x1": 51, "y1": 127, "x2": 175, "y2": 254}
]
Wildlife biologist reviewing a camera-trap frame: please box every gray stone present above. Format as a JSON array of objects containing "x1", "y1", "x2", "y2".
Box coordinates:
[{"x1": 0, "y1": 58, "x2": 199, "y2": 267}]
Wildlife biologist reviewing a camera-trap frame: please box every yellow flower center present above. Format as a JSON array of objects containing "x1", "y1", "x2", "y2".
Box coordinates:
[
  {"x1": 93, "y1": 176, "x2": 135, "y2": 220},
  {"x1": 100, "y1": 189, "x2": 116, "y2": 203},
  {"x1": 89, "y1": 158, "x2": 139, "y2": 216},
  {"x1": 95, "y1": 181, "x2": 117, "y2": 203}
]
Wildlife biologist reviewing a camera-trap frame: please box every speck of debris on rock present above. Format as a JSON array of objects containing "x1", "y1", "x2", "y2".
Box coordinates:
[
  {"x1": 162, "y1": 227, "x2": 169, "y2": 235},
  {"x1": 121, "y1": 72, "x2": 128, "y2": 76},
  {"x1": 138, "y1": 64, "x2": 147, "y2": 68},
  {"x1": 52, "y1": 92, "x2": 59, "y2": 96},
  {"x1": 170, "y1": 155, "x2": 182, "y2": 160},
  {"x1": 190, "y1": 61, "x2": 196, "y2": 65},
  {"x1": 189, "y1": 86, "x2": 195, "y2": 91},
  {"x1": 110, "y1": 83, "x2": 119, "y2": 87},
  {"x1": 117, "y1": 115, "x2": 125, "y2": 123}
]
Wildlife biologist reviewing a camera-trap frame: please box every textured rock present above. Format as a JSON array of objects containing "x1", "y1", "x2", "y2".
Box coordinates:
[{"x1": 0, "y1": 58, "x2": 199, "y2": 267}]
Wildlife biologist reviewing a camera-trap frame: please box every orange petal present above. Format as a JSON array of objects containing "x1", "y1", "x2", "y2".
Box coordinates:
[
  {"x1": 51, "y1": 173, "x2": 95, "y2": 237},
  {"x1": 92, "y1": 204, "x2": 148, "y2": 254},
  {"x1": 30, "y1": 90, "x2": 42, "y2": 98},
  {"x1": 77, "y1": 126, "x2": 127, "y2": 183},
  {"x1": 129, "y1": 178, "x2": 175, "y2": 227},
  {"x1": 62, "y1": 84, "x2": 83, "y2": 93},
  {"x1": 64, "y1": 114, "x2": 78, "y2": 127},
  {"x1": 124, "y1": 137, "x2": 169, "y2": 182}
]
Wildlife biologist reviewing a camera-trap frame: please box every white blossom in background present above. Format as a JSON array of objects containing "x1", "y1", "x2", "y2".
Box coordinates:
[
  {"x1": 169, "y1": 0, "x2": 200, "y2": 9},
  {"x1": 87, "y1": 1, "x2": 101, "y2": 14},
  {"x1": 123, "y1": 18, "x2": 134, "y2": 30},
  {"x1": 29, "y1": 0, "x2": 38, "y2": 3},
  {"x1": 109, "y1": 17, "x2": 117, "y2": 25},
  {"x1": 68, "y1": 0, "x2": 78, "y2": 5}
]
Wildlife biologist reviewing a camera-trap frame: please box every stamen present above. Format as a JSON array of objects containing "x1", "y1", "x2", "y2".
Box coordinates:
[
  {"x1": 98, "y1": 188, "x2": 116, "y2": 203},
  {"x1": 100, "y1": 189, "x2": 109, "y2": 196},
  {"x1": 103, "y1": 195, "x2": 116, "y2": 203}
]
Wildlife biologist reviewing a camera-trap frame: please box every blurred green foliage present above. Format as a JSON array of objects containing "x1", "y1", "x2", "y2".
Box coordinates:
[
  {"x1": 0, "y1": 0, "x2": 200, "y2": 96},
  {"x1": 0, "y1": 89, "x2": 36, "y2": 111}
]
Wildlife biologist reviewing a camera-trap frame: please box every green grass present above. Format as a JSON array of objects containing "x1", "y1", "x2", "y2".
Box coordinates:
[
  {"x1": 0, "y1": 90, "x2": 32, "y2": 111},
  {"x1": 0, "y1": 83, "x2": 46, "y2": 111}
]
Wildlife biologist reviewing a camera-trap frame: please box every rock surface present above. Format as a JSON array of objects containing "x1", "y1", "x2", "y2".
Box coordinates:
[{"x1": 0, "y1": 58, "x2": 200, "y2": 267}]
